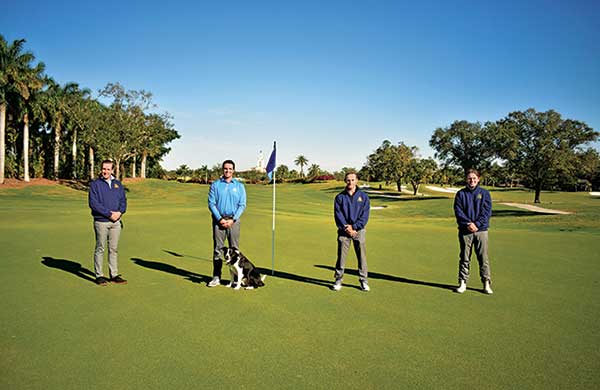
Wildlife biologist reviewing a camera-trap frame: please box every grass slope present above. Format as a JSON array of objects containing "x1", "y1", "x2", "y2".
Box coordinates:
[{"x1": 0, "y1": 180, "x2": 599, "y2": 389}]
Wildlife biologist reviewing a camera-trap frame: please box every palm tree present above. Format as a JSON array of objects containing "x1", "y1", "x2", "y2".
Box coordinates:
[
  {"x1": 41, "y1": 79, "x2": 89, "y2": 180},
  {"x1": 308, "y1": 163, "x2": 321, "y2": 178},
  {"x1": 294, "y1": 155, "x2": 308, "y2": 178},
  {"x1": 0, "y1": 36, "x2": 45, "y2": 183},
  {"x1": 62, "y1": 84, "x2": 91, "y2": 179}
]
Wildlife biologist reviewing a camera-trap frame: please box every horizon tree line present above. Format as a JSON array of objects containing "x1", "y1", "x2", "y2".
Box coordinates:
[{"x1": 0, "y1": 35, "x2": 180, "y2": 184}]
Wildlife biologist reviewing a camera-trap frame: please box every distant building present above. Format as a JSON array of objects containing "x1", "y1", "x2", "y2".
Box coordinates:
[{"x1": 254, "y1": 150, "x2": 266, "y2": 173}]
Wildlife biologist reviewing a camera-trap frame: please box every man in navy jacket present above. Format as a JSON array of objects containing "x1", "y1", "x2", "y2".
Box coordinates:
[
  {"x1": 88, "y1": 160, "x2": 127, "y2": 286},
  {"x1": 454, "y1": 169, "x2": 493, "y2": 294},
  {"x1": 332, "y1": 172, "x2": 371, "y2": 292}
]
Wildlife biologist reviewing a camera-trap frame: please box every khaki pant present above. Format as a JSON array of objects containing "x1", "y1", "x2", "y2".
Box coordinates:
[
  {"x1": 334, "y1": 229, "x2": 368, "y2": 283},
  {"x1": 458, "y1": 230, "x2": 491, "y2": 283},
  {"x1": 93, "y1": 220, "x2": 122, "y2": 278},
  {"x1": 212, "y1": 219, "x2": 241, "y2": 278}
]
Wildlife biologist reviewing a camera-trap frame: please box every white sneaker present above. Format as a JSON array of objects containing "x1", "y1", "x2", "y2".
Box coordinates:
[
  {"x1": 456, "y1": 280, "x2": 467, "y2": 294},
  {"x1": 360, "y1": 281, "x2": 370, "y2": 292},
  {"x1": 207, "y1": 276, "x2": 220, "y2": 287},
  {"x1": 483, "y1": 280, "x2": 493, "y2": 295},
  {"x1": 332, "y1": 279, "x2": 342, "y2": 291}
]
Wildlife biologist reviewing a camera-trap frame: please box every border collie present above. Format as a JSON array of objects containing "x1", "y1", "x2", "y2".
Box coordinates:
[{"x1": 222, "y1": 247, "x2": 266, "y2": 290}]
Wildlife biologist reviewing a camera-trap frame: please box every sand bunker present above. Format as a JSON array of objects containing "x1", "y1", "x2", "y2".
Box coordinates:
[
  {"x1": 499, "y1": 202, "x2": 573, "y2": 215},
  {"x1": 426, "y1": 186, "x2": 459, "y2": 193}
]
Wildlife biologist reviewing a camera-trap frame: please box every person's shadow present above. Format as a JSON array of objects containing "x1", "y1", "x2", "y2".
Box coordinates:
[
  {"x1": 159, "y1": 250, "x2": 334, "y2": 289},
  {"x1": 256, "y1": 267, "x2": 332, "y2": 289},
  {"x1": 315, "y1": 265, "x2": 461, "y2": 292},
  {"x1": 41, "y1": 257, "x2": 96, "y2": 284},
  {"x1": 130, "y1": 257, "x2": 211, "y2": 284}
]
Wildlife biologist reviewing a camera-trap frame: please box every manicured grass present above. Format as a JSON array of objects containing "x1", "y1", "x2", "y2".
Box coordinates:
[{"x1": 1, "y1": 180, "x2": 599, "y2": 389}]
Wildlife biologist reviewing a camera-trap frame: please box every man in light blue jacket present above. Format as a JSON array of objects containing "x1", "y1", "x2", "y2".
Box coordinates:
[{"x1": 207, "y1": 160, "x2": 246, "y2": 287}]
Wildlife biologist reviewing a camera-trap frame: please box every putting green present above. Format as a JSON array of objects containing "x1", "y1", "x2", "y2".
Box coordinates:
[{"x1": 1, "y1": 180, "x2": 598, "y2": 389}]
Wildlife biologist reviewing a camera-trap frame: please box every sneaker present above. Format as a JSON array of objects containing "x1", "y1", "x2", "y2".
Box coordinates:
[
  {"x1": 207, "y1": 276, "x2": 220, "y2": 287},
  {"x1": 483, "y1": 280, "x2": 493, "y2": 295},
  {"x1": 332, "y1": 279, "x2": 342, "y2": 291},
  {"x1": 95, "y1": 276, "x2": 109, "y2": 286},
  {"x1": 360, "y1": 281, "x2": 370, "y2": 292},
  {"x1": 110, "y1": 275, "x2": 127, "y2": 284},
  {"x1": 456, "y1": 280, "x2": 467, "y2": 294}
]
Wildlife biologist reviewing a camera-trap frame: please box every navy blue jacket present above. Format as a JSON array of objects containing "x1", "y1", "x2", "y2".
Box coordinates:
[
  {"x1": 454, "y1": 185, "x2": 491, "y2": 233},
  {"x1": 334, "y1": 189, "x2": 370, "y2": 233},
  {"x1": 88, "y1": 177, "x2": 127, "y2": 222}
]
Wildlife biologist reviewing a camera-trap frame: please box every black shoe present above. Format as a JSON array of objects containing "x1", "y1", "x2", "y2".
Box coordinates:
[
  {"x1": 110, "y1": 275, "x2": 127, "y2": 284},
  {"x1": 96, "y1": 277, "x2": 109, "y2": 286}
]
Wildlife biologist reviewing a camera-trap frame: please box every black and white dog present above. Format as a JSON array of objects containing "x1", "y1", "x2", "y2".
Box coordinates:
[{"x1": 222, "y1": 247, "x2": 266, "y2": 290}]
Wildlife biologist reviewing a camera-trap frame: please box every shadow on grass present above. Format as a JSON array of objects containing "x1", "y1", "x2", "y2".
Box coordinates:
[
  {"x1": 315, "y1": 265, "x2": 459, "y2": 292},
  {"x1": 58, "y1": 179, "x2": 90, "y2": 192},
  {"x1": 492, "y1": 209, "x2": 556, "y2": 217},
  {"x1": 162, "y1": 249, "x2": 212, "y2": 262},
  {"x1": 256, "y1": 267, "x2": 332, "y2": 289},
  {"x1": 132, "y1": 257, "x2": 331, "y2": 289},
  {"x1": 41, "y1": 257, "x2": 96, "y2": 284},
  {"x1": 321, "y1": 187, "x2": 448, "y2": 202},
  {"x1": 367, "y1": 194, "x2": 448, "y2": 202},
  {"x1": 131, "y1": 257, "x2": 211, "y2": 284}
]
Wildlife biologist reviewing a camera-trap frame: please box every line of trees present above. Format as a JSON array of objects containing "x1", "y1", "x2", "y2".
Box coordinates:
[
  {"x1": 169, "y1": 107, "x2": 599, "y2": 204},
  {"x1": 0, "y1": 35, "x2": 180, "y2": 183},
  {"x1": 361, "y1": 109, "x2": 598, "y2": 203}
]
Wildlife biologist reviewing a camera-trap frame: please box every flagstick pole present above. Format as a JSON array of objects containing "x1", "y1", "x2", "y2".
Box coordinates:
[{"x1": 271, "y1": 168, "x2": 276, "y2": 275}]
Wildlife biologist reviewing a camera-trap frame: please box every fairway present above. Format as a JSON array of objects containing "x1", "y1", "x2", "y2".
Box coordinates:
[{"x1": 1, "y1": 180, "x2": 599, "y2": 389}]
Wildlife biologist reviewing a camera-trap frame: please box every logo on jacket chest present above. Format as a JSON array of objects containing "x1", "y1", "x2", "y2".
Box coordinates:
[{"x1": 357, "y1": 196, "x2": 363, "y2": 202}]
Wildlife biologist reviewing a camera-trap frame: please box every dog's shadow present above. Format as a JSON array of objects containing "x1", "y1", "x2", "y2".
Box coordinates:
[
  {"x1": 315, "y1": 265, "x2": 460, "y2": 292},
  {"x1": 131, "y1": 257, "x2": 212, "y2": 284},
  {"x1": 41, "y1": 257, "x2": 96, "y2": 284}
]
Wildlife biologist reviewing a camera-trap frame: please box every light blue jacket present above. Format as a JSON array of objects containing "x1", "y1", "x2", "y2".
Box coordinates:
[{"x1": 208, "y1": 177, "x2": 246, "y2": 221}]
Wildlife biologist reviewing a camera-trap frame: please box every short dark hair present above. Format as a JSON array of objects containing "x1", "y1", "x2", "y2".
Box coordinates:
[
  {"x1": 344, "y1": 171, "x2": 358, "y2": 180},
  {"x1": 222, "y1": 160, "x2": 235, "y2": 170},
  {"x1": 466, "y1": 168, "x2": 480, "y2": 178},
  {"x1": 101, "y1": 159, "x2": 114, "y2": 169}
]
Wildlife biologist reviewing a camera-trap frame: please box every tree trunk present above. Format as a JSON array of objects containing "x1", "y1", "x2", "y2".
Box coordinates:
[
  {"x1": 53, "y1": 122, "x2": 61, "y2": 180},
  {"x1": 89, "y1": 146, "x2": 95, "y2": 179},
  {"x1": 396, "y1": 181, "x2": 402, "y2": 192},
  {"x1": 115, "y1": 158, "x2": 121, "y2": 180},
  {"x1": 412, "y1": 182, "x2": 419, "y2": 195},
  {"x1": 72, "y1": 129, "x2": 77, "y2": 179},
  {"x1": 534, "y1": 184, "x2": 542, "y2": 203},
  {"x1": 23, "y1": 113, "x2": 30, "y2": 182},
  {"x1": 132, "y1": 154, "x2": 136, "y2": 178},
  {"x1": 0, "y1": 103, "x2": 6, "y2": 184},
  {"x1": 141, "y1": 151, "x2": 147, "y2": 179}
]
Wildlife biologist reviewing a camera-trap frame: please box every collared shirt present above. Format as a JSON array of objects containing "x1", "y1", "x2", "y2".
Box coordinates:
[
  {"x1": 208, "y1": 177, "x2": 247, "y2": 221},
  {"x1": 334, "y1": 189, "x2": 370, "y2": 231}
]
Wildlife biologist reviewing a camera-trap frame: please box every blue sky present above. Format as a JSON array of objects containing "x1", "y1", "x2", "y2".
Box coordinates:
[{"x1": 2, "y1": 0, "x2": 599, "y2": 172}]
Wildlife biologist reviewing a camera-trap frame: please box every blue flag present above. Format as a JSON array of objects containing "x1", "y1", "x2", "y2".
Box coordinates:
[{"x1": 266, "y1": 142, "x2": 276, "y2": 180}]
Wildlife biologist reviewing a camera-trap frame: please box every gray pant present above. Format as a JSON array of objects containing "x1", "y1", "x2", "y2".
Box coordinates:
[
  {"x1": 458, "y1": 230, "x2": 491, "y2": 283},
  {"x1": 212, "y1": 220, "x2": 241, "y2": 278},
  {"x1": 93, "y1": 220, "x2": 122, "y2": 278},
  {"x1": 335, "y1": 229, "x2": 368, "y2": 282}
]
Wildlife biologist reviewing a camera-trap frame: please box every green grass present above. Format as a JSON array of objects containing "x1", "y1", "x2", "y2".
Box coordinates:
[{"x1": 1, "y1": 180, "x2": 599, "y2": 389}]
